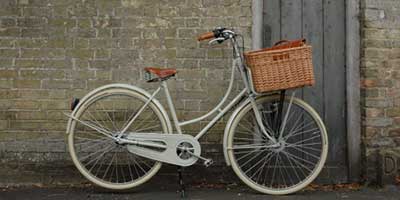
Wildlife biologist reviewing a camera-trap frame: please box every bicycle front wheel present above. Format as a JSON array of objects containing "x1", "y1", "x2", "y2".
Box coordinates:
[
  {"x1": 68, "y1": 87, "x2": 170, "y2": 190},
  {"x1": 226, "y1": 95, "x2": 328, "y2": 195}
]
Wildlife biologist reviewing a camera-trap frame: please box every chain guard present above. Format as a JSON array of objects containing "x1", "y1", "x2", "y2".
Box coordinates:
[{"x1": 126, "y1": 133, "x2": 201, "y2": 167}]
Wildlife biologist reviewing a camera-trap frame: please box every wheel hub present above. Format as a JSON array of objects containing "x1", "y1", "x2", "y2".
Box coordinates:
[{"x1": 271, "y1": 140, "x2": 286, "y2": 152}]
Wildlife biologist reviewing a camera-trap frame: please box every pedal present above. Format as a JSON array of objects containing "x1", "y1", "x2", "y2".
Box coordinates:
[{"x1": 204, "y1": 159, "x2": 213, "y2": 167}]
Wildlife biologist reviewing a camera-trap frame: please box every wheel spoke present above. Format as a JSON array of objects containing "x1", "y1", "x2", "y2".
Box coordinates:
[
  {"x1": 98, "y1": 101, "x2": 120, "y2": 132},
  {"x1": 135, "y1": 123, "x2": 161, "y2": 132},
  {"x1": 103, "y1": 151, "x2": 117, "y2": 180},
  {"x1": 79, "y1": 143, "x2": 115, "y2": 162},
  {"x1": 291, "y1": 133, "x2": 321, "y2": 145},
  {"x1": 277, "y1": 153, "x2": 287, "y2": 188},
  {"x1": 283, "y1": 150, "x2": 315, "y2": 171},
  {"x1": 78, "y1": 137, "x2": 111, "y2": 152},
  {"x1": 126, "y1": 152, "x2": 134, "y2": 181},
  {"x1": 239, "y1": 148, "x2": 268, "y2": 169},
  {"x1": 133, "y1": 110, "x2": 157, "y2": 131},
  {"x1": 286, "y1": 127, "x2": 320, "y2": 140},
  {"x1": 84, "y1": 110, "x2": 113, "y2": 134},
  {"x1": 248, "y1": 151, "x2": 274, "y2": 178},
  {"x1": 84, "y1": 144, "x2": 116, "y2": 168},
  {"x1": 87, "y1": 146, "x2": 117, "y2": 173},
  {"x1": 231, "y1": 143, "x2": 275, "y2": 150},
  {"x1": 269, "y1": 152, "x2": 279, "y2": 187},
  {"x1": 254, "y1": 151, "x2": 276, "y2": 183},
  {"x1": 287, "y1": 143, "x2": 322, "y2": 152},
  {"x1": 284, "y1": 120, "x2": 315, "y2": 141},
  {"x1": 281, "y1": 150, "x2": 302, "y2": 184},
  {"x1": 289, "y1": 145, "x2": 321, "y2": 160}
]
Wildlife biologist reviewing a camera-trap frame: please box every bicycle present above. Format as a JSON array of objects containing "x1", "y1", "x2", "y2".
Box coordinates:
[{"x1": 65, "y1": 27, "x2": 328, "y2": 195}]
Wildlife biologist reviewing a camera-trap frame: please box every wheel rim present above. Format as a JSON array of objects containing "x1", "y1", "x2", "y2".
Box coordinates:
[
  {"x1": 228, "y1": 96, "x2": 328, "y2": 194},
  {"x1": 69, "y1": 90, "x2": 168, "y2": 189}
]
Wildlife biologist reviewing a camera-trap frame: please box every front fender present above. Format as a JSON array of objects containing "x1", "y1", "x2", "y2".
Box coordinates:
[{"x1": 66, "y1": 83, "x2": 172, "y2": 134}]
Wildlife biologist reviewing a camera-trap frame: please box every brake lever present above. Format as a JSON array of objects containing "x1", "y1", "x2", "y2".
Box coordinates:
[{"x1": 208, "y1": 37, "x2": 225, "y2": 45}]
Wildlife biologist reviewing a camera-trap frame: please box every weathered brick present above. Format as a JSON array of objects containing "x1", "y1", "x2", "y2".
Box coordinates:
[
  {"x1": 0, "y1": 70, "x2": 17, "y2": 78},
  {"x1": 14, "y1": 80, "x2": 41, "y2": 89},
  {"x1": 20, "y1": 70, "x2": 64, "y2": 79},
  {"x1": 89, "y1": 39, "x2": 118, "y2": 49},
  {"x1": 42, "y1": 80, "x2": 72, "y2": 89},
  {"x1": 77, "y1": 19, "x2": 91, "y2": 29},
  {"x1": 17, "y1": 18, "x2": 47, "y2": 27},
  {"x1": 0, "y1": 7, "x2": 20, "y2": 16},
  {"x1": 13, "y1": 100, "x2": 40, "y2": 110},
  {"x1": 0, "y1": 49, "x2": 18, "y2": 58},
  {"x1": 40, "y1": 100, "x2": 68, "y2": 110},
  {"x1": 0, "y1": 80, "x2": 13, "y2": 88},
  {"x1": 73, "y1": 38, "x2": 89, "y2": 49},
  {"x1": 49, "y1": 18, "x2": 76, "y2": 28},
  {"x1": 94, "y1": 49, "x2": 110, "y2": 59},
  {"x1": 177, "y1": 49, "x2": 206, "y2": 58},
  {"x1": 46, "y1": 39, "x2": 73, "y2": 48},
  {"x1": 89, "y1": 60, "x2": 112, "y2": 69},
  {"x1": 1, "y1": 18, "x2": 16, "y2": 27},
  {"x1": 69, "y1": 28, "x2": 96, "y2": 38},
  {"x1": 66, "y1": 49, "x2": 93, "y2": 59},
  {"x1": 111, "y1": 28, "x2": 141, "y2": 38}
]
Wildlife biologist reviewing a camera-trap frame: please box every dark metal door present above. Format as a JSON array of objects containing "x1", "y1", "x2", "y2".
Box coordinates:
[{"x1": 263, "y1": 0, "x2": 348, "y2": 183}]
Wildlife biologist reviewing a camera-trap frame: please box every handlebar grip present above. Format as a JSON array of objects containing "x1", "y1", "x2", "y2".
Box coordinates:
[{"x1": 197, "y1": 32, "x2": 215, "y2": 41}]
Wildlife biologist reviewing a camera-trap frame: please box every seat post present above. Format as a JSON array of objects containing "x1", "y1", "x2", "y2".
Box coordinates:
[{"x1": 161, "y1": 81, "x2": 182, "y2": 134}]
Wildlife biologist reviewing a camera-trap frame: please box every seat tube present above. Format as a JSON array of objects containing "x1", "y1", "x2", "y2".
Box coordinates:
[{"x1": 162, "y1": 81, "x2": 182, "y2": 134}]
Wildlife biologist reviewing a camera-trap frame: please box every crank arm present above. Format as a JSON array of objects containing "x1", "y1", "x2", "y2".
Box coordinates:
[{"x1": 184, "y1": 150, "x2": 213, "y2": 167}]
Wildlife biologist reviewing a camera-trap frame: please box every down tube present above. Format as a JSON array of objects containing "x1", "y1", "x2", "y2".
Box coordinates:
[{"x1": 194, "y1": 89, "x2": 247, "y2": 140}]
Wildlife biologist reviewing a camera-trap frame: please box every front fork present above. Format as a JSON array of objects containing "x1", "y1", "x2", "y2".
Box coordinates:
[{"x1": 249, "y1": 90, "x2": 295, "y2": 145}]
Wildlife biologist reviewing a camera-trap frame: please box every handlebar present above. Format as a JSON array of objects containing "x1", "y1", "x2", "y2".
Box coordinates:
[
  {"x1": 197, "y1": 27, "x2": 235, "y2": 43},
  {"x1": 198, "y1": 27, "x2": 243, "y2": 60},
  {"x1": 197, "y1": 31, "x2": 215, "y2": 41}
]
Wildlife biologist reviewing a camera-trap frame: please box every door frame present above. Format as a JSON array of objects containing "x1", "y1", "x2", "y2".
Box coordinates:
[{"x1": 251, "y1": 0, "x2": 361, "y2": 182}]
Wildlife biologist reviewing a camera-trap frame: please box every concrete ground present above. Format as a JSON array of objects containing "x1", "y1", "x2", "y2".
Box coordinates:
[{"x1": 0, "y1": 185, "x2": 399, "y2": 200}]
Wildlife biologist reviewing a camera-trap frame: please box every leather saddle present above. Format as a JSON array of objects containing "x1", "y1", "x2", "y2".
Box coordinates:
[{"x1": 144, "y1": 67, "x2": 177, "y2": 82}]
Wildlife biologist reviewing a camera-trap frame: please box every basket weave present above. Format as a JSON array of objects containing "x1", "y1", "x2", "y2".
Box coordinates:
[{"x1": 244, "y1": 42, "x2": 315, "y2": 93}]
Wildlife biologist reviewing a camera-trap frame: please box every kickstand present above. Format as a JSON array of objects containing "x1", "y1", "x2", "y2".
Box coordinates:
[{"x1": 177, "y1": 166, "x2": 186, "y2": 198}]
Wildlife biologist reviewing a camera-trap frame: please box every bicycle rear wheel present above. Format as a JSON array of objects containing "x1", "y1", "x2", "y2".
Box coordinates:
[
  {"x1": 226, "y1": 95, "x2": 328, "y2": 195},
  {"x1": 68, "y1": 88, "x2": 170, "y2": 190}
]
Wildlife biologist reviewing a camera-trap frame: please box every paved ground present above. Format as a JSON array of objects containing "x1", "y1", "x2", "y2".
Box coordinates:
[{"x1": 0, "y1": 185, "x2": 399, "y2": 200}]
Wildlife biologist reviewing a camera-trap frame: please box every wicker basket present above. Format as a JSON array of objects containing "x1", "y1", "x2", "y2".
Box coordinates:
[{"x1": 244, "y1": 40, "x2": 315, "y2": 93}]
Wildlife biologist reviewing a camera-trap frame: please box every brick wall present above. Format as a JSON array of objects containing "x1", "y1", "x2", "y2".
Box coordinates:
[
  {"x1": 0, "y1": 0, "x2": 252, "y2": 185},
  {"x1": 361, "y1": 0, "x2": 400, "y2": 184}
]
